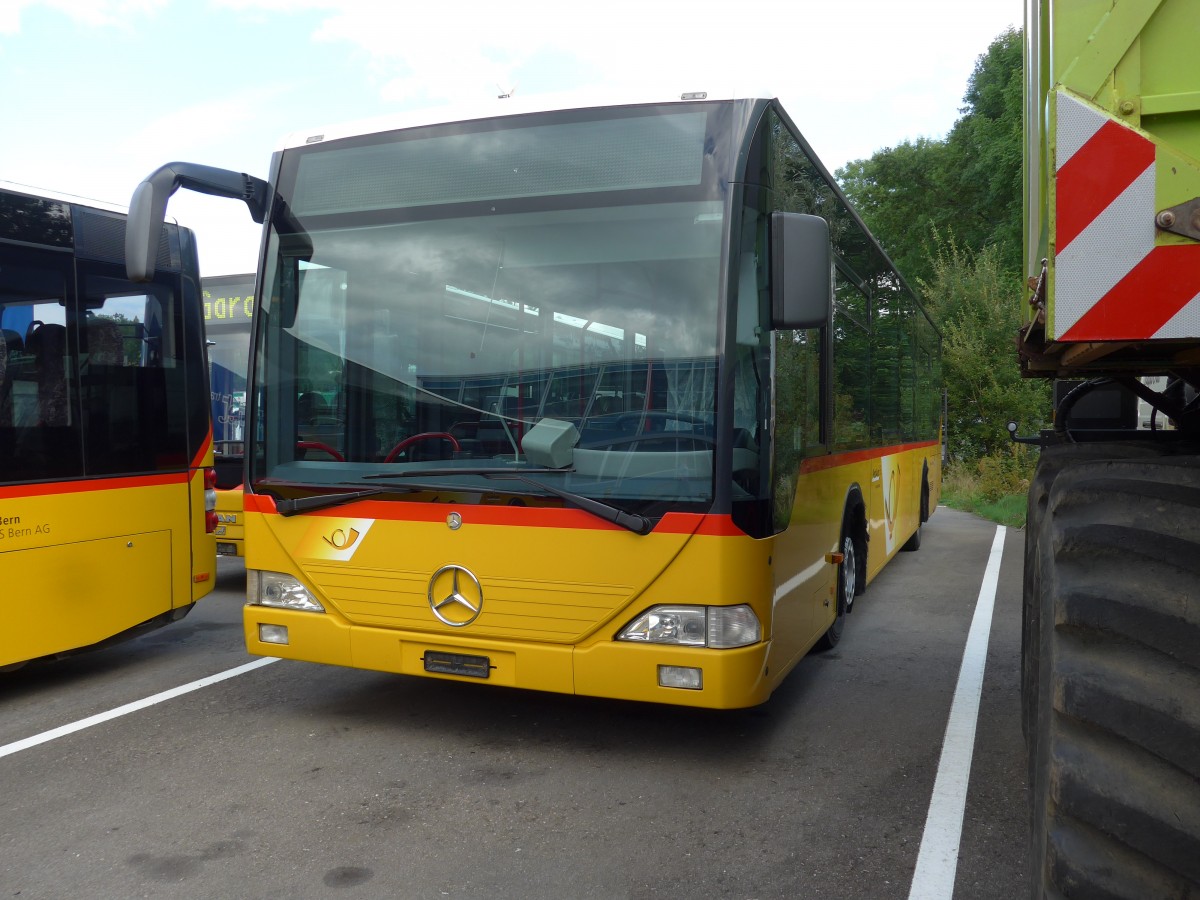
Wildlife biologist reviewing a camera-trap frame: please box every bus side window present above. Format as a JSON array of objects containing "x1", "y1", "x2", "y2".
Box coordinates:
[
  {"x1": 28, "y1": 323, "x2": 69, "y2": 427},
  {"x1": 86, "y1": 317, "x2": 123, "y2": 365},
  {"x1": 0, "y1": 328, "x2": 19, "y2": 427}
]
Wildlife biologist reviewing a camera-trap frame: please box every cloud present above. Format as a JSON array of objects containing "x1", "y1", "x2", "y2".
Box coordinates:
[
  {"x1": 0, "y1": 2, "x2": 28, "y2": 34},
  {"x1": 2, "y1": 0, "x2": 167, "y2": 32},
  {"x1": 207, "y1": 0, "x2": 1017, "y2": 150},
  {"x1": 115, "y1": 94, "x2": 267, "y2": 163}
]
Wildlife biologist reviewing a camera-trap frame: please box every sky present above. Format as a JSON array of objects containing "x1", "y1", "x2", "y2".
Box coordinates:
[{"x1": 1, "y1": 0, "x2": 1020, "y2": 276}]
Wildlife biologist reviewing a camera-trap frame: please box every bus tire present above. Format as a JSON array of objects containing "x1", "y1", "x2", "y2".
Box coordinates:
[
  {"x1": 901, "y1": 471, "x2": 928, "y2": 552},
  {"x1": 1028, "y1": 453, "x2": 1200, "y2": 898},
  {"x1": 816, "y1": 503, "x2": 862, "y2": 650}
]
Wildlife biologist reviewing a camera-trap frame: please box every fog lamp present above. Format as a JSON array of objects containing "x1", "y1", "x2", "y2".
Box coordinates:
[
  {"x1": 658, "y1": 665, "x2": 703, "y2": 690},
  {"x1": 258, "y1": 623, "x2": 289, "y2": 645}
]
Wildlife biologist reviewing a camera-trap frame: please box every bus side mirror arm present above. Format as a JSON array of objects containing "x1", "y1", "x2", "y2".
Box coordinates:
[
  {"x1": 126, "y1": 162, "x2": 269, "y2": 283},
  {"x1": 770, "y1": 212, "x2": 832, "y2": 330}
]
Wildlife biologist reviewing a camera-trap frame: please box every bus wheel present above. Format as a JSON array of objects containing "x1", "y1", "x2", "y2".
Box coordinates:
[
  {"x1": 1029, "y1": 452, "x2": 1200, "y2": 897},
  {"x1": 816, "y1": 513, "x2": 857, "y2": 650},
  {"x1": 901, "y1": 473, "x2": 929, "y2": 552},
  {"x1": 839, "y1": 526, "x2": 858, "y2": 614}
]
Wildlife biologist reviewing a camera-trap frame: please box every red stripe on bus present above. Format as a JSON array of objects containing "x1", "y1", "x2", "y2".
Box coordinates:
[
  {"x1": 244, "y1": 491, "x2": 745, "y2": 536},
  {"x1": 1055, "y1": 120, "x2": 1154, "y2": 253},
  {"x1": 798, "y1": 440, "x2": 941, "y2": 474},
  {"x1": 189, "y1": 425, "x2": 214, "y2": 471},
  {"x1": 0, "y1": 471, "x2": 188, "y2": 500},
  {"x1": 1060, "y1": 244, "x2": 1200, "y2": 340}
]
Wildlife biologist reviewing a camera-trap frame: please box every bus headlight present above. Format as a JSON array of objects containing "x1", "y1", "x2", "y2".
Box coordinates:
[
  {"x1": 617, "y1": 604, "x2": 760, "y2": 648},
  {"x1": 247, "y1": 570, "x2": 325, "y2": 612}
]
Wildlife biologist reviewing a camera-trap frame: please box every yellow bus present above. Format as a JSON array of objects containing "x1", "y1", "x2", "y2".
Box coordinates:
[
  {"x1": 125, "y1": 94, "x2": 941, "y2": 708},
  {"x1": 203, "y1": 273, "x2": 255, "y2": 557},
  {"x1": 1, "y1": 183, "x2": 217, "y2": 670}
]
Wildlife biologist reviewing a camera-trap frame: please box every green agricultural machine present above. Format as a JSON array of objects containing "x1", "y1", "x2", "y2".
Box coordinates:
[{"x1": 1020, "y1": 0, "x2": 1200, "y2": 895}]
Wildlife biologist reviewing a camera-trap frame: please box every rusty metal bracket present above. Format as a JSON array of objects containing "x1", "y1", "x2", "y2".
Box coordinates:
[
  {"x1": 1024, "y1": 258, "x2": 1048, "y2": 341},
  {"x1": 1156, "y1": 198, "x2": 1200, "y2": 240}
]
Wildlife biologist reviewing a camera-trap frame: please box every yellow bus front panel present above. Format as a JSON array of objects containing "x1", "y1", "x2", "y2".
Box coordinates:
[
  {"x1": 244, "y1": 498, "x2": 791, "y2": 708},
  {"x1": 242, "y1": 439, "x2": 940, "y2": 708}
]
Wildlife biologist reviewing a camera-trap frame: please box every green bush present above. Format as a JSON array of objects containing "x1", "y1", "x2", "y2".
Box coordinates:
[{"x1": 941, "y1": 448, "x2": 1035, "y2": 527}]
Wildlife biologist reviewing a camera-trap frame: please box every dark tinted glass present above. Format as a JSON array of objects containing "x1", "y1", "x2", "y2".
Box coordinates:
[
  {"x1": 78, "y1": 268, "x2": 192, "y2": 476},
  {"x1": 0, "y1": 247, "x2": 193, "y2": 484}
]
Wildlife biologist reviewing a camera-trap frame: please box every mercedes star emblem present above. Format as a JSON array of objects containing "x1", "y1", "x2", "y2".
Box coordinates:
[{"x1": 427, "y1": 564, "x2": 484, "y2": 627}]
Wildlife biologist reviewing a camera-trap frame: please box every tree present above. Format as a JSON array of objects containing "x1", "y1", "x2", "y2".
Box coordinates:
[
  {"x1": 836, "y1": 28, "x2": 1031, "y2": 476},
  {"x1": 919, "y1": 237, "x2": 1049, "y2": 467},
  {"x1": 942, "y1": 27, "x2": 1024, "y2": 275},
  {"x1": 837, "y1": 28, "x2": 1024, "y2": 289},
  {"x1": 837, "y1": 138, "x2": 953, "y2": 289}
]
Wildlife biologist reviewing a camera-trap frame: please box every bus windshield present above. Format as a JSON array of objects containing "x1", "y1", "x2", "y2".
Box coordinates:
[{"x1": 252, "y1": 106, "x2": 730, "y2": 513}]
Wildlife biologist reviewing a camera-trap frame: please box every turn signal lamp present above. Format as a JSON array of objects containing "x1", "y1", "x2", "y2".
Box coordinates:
[{"x1": 203, "y1": 467, "x2": 218, "y2": 533}]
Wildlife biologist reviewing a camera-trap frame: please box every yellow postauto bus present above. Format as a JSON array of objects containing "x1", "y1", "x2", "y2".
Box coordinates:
[
  {"x1": 204, "y1": 273, "x2": 256, "y2": 558},
  {"x1": 125, "y1": 94, "x2": 941, "y2": 708},
  {"x1": 1, "y1": 183, "x2": 217, "y2": 670}
]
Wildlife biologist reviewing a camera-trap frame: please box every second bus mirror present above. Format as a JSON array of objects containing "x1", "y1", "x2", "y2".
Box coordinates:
[{"x1": 770, "y1": 212, "x2": 832, "y2": 330}]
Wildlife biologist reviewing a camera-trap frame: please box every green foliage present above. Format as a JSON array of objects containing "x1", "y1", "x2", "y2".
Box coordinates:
[
  {"x1": 941, "y1": 482, "x2": 1029, "y2": 528},
  {"x1": 944, "y1": 28, "x2": 1024, "y2": 276},
  {"x1": 832, "y1": 26, "x2": 1042, "y2": 527},
  {"x1": 836, "y1": 26, "x2": 1040, "y2": 471},
  {"x1": 837, "y1": 138, "x2": 952, "y2": 288},
  {"x1": 837, "y1": 27, "x2": 1024, "y2": 288},
  {"x1": 941, "y1": 458, "x2": 1031, "y2": 528},
  {"x1": 921, "y1": 236, "x2": 1051, "y2": 461}
]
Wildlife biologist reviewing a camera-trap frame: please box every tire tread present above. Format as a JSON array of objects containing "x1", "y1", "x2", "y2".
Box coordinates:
[{"x1": 1031, "y1": 452, "x2": 1200, "y2": 897}]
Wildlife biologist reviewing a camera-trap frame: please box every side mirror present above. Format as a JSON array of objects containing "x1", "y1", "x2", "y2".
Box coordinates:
[
  {"x1": 126, "y1": 162, "x2": 269, "y2": 282},
  {"x1": 126, "y1": 171, "x2": 177, "y2": 283},
  {"x1": 770, "y1": 212, "x2": 832, "y2": 330},
  {"x1": 278, "y1": 256, "x2": 302, "y2": 330}
]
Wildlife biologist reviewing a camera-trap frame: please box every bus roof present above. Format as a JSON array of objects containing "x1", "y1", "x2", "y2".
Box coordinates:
[
  {"x1": 276, "y1": 90, "x2": 768, "y2": 151},
  {"x1": 0, "y1": 180, "x2": 128, "y2": 215}
]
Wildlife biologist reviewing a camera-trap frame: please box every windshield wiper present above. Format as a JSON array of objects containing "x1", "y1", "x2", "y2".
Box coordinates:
[
  {"x1": 482, "y1": 472, "x2": 653, "y2": 536},
  {"x1": 362, "y1": 467, "x2": 572, "y2": 479},
  {"x1": 363, "y1": 468, "x2": 651, "y2": 534},
  {"x1": 269, "y1": 487, "x2": 405, "y2": 516},
  {"x1": 262, "y1": 472, "x2": 654, "y2": 534},
  {"x1": 261, "y1": 477, "x2": 551, "y2": 517}
]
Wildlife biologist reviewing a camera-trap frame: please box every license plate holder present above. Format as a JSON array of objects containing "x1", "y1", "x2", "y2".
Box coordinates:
[{"x1": 423, "y1": 650, "x2": 491, "y2": 679}]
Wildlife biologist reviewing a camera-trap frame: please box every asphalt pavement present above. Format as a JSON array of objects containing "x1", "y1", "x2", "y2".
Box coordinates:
[{"x1": 0, "y1": 506, "x2": 1026, "y2": 899}]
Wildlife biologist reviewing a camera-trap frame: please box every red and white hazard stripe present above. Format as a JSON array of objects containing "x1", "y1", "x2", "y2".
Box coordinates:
[{"x1": 1053, "y1": 89, "x2": 1200, "y2": 341}]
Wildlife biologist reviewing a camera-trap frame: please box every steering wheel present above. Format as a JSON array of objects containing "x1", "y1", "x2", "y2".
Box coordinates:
[
  {"x1": 384, "y1": 432, "x2": 461, "y2": 463},
  {"x1": 297, "y1": 440, "x2": 344, "y2": 461},
  {"x1": 581, "y1": 432, "x2": 716, "y2": 451}
]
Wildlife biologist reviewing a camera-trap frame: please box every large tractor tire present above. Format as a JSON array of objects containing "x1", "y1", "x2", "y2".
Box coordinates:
[
  {"x1": 1021, "y1": 442, "x2": 1162, "y2": 745},
  {"x1": 1026, "y1": 452, "x2": 1200, "y2": 897}
]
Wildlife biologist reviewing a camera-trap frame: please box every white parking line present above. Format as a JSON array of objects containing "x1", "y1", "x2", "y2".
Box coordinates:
[
  {"x1": 908, "y1": 525, "x2": 1007, "y2": 900},
  {"x1": 0, "y1": 657, "x2": 280, "y2": 760}
]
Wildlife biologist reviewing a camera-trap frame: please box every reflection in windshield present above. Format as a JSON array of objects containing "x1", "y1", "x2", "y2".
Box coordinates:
[
  {"x1": 251, "y1": 96, "x2": 742, "y2": 518},
  {"x1": 254, "y1": 198, "x2": 727, "y2": 512}
]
